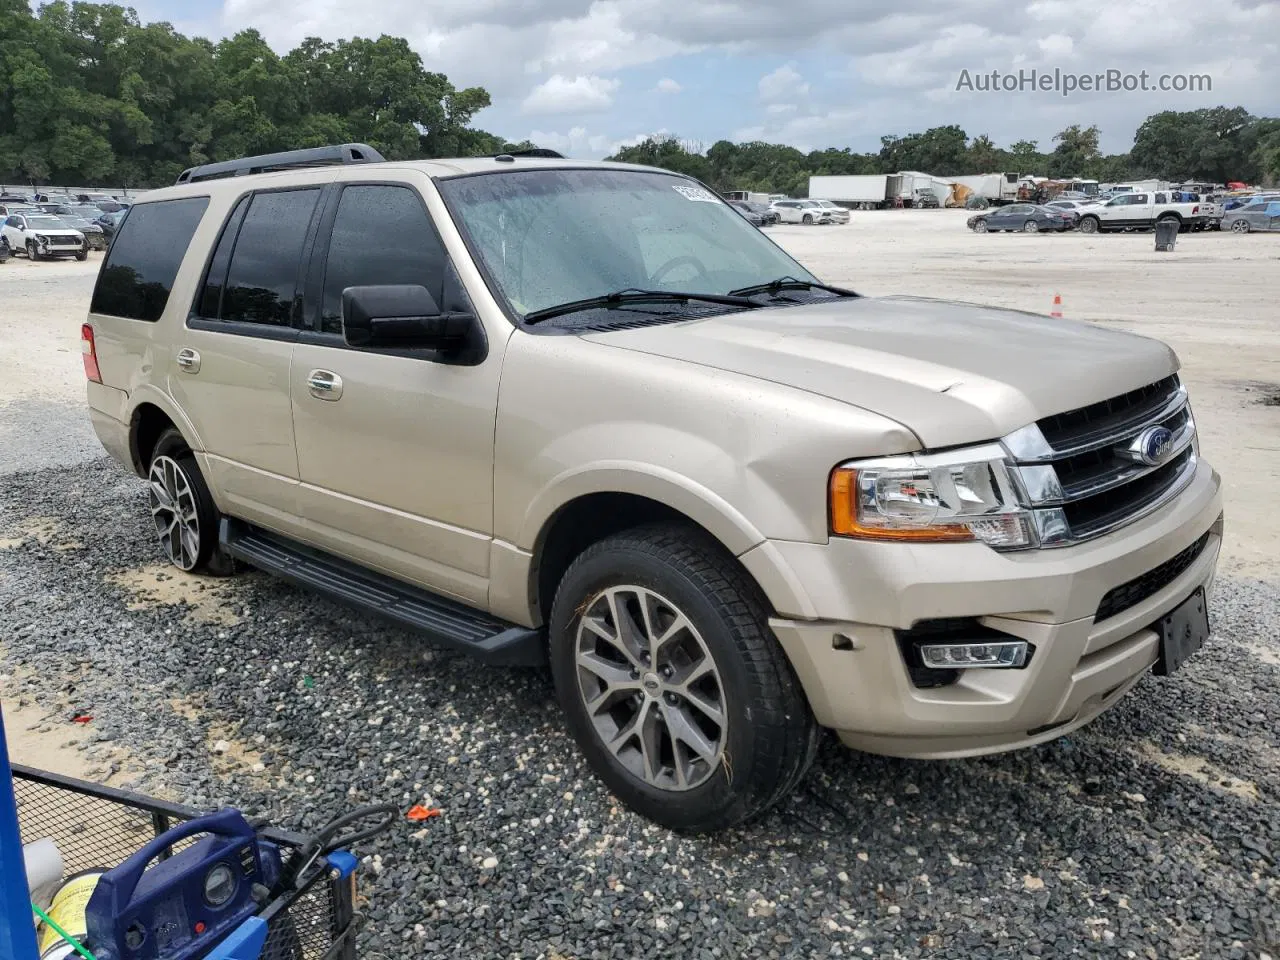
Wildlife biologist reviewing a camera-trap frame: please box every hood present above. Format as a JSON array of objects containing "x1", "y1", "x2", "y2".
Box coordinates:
[{"x1": 582, "y1": 295, "x2": 1178, "y2": 447}]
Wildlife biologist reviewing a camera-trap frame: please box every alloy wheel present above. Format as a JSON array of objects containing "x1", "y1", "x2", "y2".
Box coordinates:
[
  {"x1": 148, "y1": 455, "x2": 200, "y2": 571},
  {"x1": 574, "y1": 585, "x2": 727, "y2": 791}
]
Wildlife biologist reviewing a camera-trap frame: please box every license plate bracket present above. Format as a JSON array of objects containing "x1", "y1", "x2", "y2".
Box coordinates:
[{"x1": 1153, "y1": 587, "x2": 1210, "y2": 676}]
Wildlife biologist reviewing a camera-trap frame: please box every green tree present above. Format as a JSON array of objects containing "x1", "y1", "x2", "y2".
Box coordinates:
[{"x1": 1048, "y1": 124, "x2": 1101, "y2": 178}]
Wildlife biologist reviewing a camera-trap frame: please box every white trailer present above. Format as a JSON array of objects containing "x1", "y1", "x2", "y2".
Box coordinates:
[
  {"x1": 723, "y1": 190, "x2": 773, "y2": 205},
  {"x1": 896, "y1": 172, "x2": 953, "y2": 207},
  {"x1": 808, "y1": 175, "x2": 900, "y2": 209},
  {"x1": 951, "y1": 173, "x2": 1020, "y2": 207}
]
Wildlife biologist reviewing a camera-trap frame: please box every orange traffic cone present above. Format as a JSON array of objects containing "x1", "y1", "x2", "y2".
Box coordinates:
[{"x1": 1050, "y1": 293, "x2": 1063, "y2": 318}]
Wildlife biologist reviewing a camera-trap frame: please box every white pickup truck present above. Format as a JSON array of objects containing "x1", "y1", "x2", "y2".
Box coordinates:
[{"x1": 1076, "y1": 191, "x2": 1217, "y2": 234}]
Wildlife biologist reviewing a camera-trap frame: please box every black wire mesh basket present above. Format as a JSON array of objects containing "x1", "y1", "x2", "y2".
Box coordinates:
[{"x1": 13, "y1": 765, "x2": 359, "y2": 960}]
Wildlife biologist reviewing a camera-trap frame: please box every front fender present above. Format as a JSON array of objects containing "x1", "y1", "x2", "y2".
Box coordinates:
[{"x1": 518, "y1": 461, "x2": 768, "y2": 559}]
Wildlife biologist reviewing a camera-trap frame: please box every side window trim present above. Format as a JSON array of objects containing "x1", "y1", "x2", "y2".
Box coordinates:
[
  {"x1": 307, "y1": 179, "x2": 452, "y2": 337},
  {"x1": 186, "y1": 185, "x2": 323, "y2": 335},
  {"x1": 302, "y1": 178, "x2": 486, "y2": 364},
  {"x1": 189, "y1": 192, "x2": 251, "y2": 324}
]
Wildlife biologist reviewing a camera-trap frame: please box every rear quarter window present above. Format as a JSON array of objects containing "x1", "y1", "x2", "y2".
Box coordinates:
[{"x1": 90, "y1": 197, "x2": 209, "y2": 321}]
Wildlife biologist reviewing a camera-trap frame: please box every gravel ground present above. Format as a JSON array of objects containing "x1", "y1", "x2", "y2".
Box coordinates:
[{"x1": 2, "y1": 459, "x2": 1277, "y2": 959}]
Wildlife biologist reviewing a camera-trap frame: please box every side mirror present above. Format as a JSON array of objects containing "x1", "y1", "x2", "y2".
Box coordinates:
[{"x1": 342, "y1": 284, "x2": 477, "y2": 351}]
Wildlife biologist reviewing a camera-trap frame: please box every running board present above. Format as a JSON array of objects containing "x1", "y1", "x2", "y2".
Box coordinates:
[{"x1": 219, "y1": 519, "x2": 545, "y2": 666}]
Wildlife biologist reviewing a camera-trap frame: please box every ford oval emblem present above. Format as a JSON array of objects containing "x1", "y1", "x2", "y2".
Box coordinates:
[{"x1": 1133, "y1": 426, "x2": 1175, "y2": 466}]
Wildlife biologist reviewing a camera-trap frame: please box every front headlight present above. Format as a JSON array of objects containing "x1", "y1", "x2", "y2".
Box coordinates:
[
  {"x1": 830, "y1": 446, "x2": 1034, "y2": 549},
  {"x1": 35, "y1": 234, "x2": 48, "y2": 243}
]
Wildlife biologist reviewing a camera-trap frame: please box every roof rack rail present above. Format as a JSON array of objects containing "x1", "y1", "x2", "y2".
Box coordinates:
[
  {"x1": 497, "y1": 148, "x2": 565, "y2": 159},
  {"x1": 175, "y1": 143, "x2": 386, "y2": 185}
]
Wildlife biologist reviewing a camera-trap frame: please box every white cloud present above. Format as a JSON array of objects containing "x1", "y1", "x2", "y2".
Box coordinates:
[
  {"x1": 758, "y1": 64, "x2": 810, "y2": 103},
  {"x1": 655, "y1": 77, "x2": 682, "y2": 93},
  {"x1": 525, "y1": 127, "x2": 659, "y2": 157},
  {"x1": 199, "y1": 0, "x2": 1277, "y2": 156},
  {"x1": 521, "y1": 74, "x2": 621, "y2": 114}
]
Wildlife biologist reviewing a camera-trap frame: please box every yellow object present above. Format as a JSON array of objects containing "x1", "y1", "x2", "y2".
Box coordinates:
[
  {"x1": 947, "y1": 183, "x2": 973, "y2": 207},
  {"x1": 36, "y1": 870, "x2": 103, "y2": 958}
]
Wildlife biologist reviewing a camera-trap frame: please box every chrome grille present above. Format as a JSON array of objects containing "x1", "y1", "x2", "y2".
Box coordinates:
[{"x1": 1002, "y1": 376, "x2": 1198, "y2": 547}]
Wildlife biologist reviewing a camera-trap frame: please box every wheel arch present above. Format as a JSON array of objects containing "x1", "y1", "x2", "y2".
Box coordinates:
[
  {"x1": 515, "y1": 468, "x2": 773, "y2": 626},
  {"x1": 126, "y1": 388, "x2": 205, "y2": 477}
]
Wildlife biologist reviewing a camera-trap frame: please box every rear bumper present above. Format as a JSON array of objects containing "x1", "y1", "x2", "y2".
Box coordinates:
[
  {"x1": 86, "y1": 381, "x2": 136, "y2": 473},
  {"x1": 750, "y1": 460, "x2": 1224, "y2": 758}
]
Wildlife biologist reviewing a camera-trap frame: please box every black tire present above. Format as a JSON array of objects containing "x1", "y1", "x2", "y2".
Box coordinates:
[
  {"x1": 1078, "y1": 217, "x2": 1099, "y2": 234},
  {"x1": 148, "y1": 428, "x2": 237, "y2": 576},
  {"x1": 548, "y1": 524, "x2": 818, "y2": 832},
  {"x1": 27, "y1": 240, "x2": 41, "y2": 261},
  {"x1": 801, "y1": 213, "x2": 813, "y2": 224},
  {"x1": 972, "y1": 219, "x2": 988, "y2": 233},
  {"x1": 75, "y1": 248, "x2": 88, "y2": 262}
]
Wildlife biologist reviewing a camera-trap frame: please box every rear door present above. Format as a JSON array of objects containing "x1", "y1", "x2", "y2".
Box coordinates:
[
  {"x1": 286, "y1": 175, "x2": 503, "y2": 605},
  {"x1": 168, "y1": 185, "x2": 324, "y2": 529}
]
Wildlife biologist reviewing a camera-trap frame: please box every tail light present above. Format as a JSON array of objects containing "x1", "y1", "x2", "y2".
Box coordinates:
[{"x1": 81, "y1": 323, "x2": 102, "y2": 383}]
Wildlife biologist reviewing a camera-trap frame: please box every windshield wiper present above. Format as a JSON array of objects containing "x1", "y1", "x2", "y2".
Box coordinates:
[
  {"x1": 522, "y1": 288, "x2": 762, "y2": 326},
  {"x1": 728, "y1": 276, "x2": 859, "y2": 299}
]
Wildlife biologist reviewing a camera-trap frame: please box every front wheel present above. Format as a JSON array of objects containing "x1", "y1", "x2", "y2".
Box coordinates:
[
  {"x1": 549, "y1": 525, "x2": 818, "y2": 832},
  {"x1": 27, "y1": 240, "x2": 41, "y2": 261},
  {"x1": 75, "y1": 248, "x2": 88, "y2": 262},
  {"x1": 973, "y1": 219, "x2": 988, "y2": 233},
  {"x1": 801, "y1": 214, "x2": 813, "y2": 224},
  {"x1": 1023, "y1": 220, "x2": 1039, "y2": 233},
  {"x1": 147, "y1": 428, "x2": 236, "y2": 575},
  {"x1": 1078, "y1": 217, "x2": 1099, "y2": 234}
]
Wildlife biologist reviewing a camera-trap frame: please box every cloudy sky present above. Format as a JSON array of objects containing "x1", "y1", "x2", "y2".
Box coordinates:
[{"x1": 134, "y1": 0, "x2": 1278, "y2": 157}]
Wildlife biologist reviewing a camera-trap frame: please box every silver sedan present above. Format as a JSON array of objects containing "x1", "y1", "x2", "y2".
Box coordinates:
[{"x1": 1223, "y1": 199, "x2": 1280, "y2": 233}]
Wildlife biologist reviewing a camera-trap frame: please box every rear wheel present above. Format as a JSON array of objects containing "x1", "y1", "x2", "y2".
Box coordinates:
[
  {"x1": 1230, "y1": 219, "x2": 1250, "y2": 233},
  {"x1": 1022, "y1": 220, "x2": 1039, "y2": 233},
  {"x1": 147, "y1": 428, "x2": 236, "y2": 575},
  {"x1": 549, "y1": 524, "x2": 818, "y2": 832}
]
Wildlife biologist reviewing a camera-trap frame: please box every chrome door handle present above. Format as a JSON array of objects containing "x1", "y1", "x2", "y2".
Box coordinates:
[
  {"x1": 307, "y1": 369, "x2": 343, "y2": 400},
  {"x1": 175, "y1": 348, "x2": 200, "y2": 373}
]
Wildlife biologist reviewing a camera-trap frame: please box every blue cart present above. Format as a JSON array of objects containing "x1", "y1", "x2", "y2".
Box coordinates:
[{"x1": 2, "y1": 705, "x2": 377, "y2": 960}]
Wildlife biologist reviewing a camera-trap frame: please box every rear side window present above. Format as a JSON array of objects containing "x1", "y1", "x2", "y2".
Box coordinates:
[
  {"x1": 319, "y1": 185, "x2": 446, "y2": 334},
  {"x1": 220, "y1": 189, "x2": 320, "y2": 326},
  {"x1": 90, "y1": 197, "x2": 209, "y2": 321}
]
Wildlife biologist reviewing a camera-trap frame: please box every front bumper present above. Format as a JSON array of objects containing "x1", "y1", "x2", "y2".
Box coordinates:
[{"x1": 751, "y1": 459, "x2": 1223, "y2": 758}]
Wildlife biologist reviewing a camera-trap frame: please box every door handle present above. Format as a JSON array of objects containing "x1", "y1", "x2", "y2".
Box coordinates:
[
  {"x1": 175, "y1": 348, "x2": 201, "y2": 373},
  {"x1": 307, "y1": 369, "x2": 343, "y2": 401}
]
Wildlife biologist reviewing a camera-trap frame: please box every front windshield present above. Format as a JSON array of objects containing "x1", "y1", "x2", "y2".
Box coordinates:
[{"x1": 439, "y1": 168, "x2": 818, "y2": 318}]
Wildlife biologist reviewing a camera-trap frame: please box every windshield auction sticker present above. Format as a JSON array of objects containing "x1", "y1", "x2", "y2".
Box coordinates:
[{"x1": 672, "y1": 184, "x2": 720, "y2": 203}]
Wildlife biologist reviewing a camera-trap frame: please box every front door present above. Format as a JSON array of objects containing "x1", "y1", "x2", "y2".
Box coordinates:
[
  {"x1": 288, "y1": 178, "x2": 505, "y2": 606},
  {"x1": 168, "y1": 185, "x2": 325, "y2": 529}
]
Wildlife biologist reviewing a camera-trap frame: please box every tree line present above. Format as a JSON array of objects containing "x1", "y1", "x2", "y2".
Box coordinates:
[
  {"x1": 0, "y1": 0, "x2": 530, "y2": 187},
  {"x1": 3, "y1": 1, "x2": 1278, "y2": 195},
  {"x1": 610, "y1": 110, "x2": 1280, "y2": 198}
]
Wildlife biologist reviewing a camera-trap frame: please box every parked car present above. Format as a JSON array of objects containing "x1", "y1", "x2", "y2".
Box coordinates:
[
  {"x1": 1222, "y1": 198, "x2": 1280, "y2": 233},
  {"x1": 728, "y1": 201, "x2": 766, "y2": 227},
  {"x1": 811, "y1": 200, "x2": 851, "y2": 224},
  {"x1": 731, "y1": 200, "x2": 778, "y2": 225},
  {"x1": 83, "y1": 143, "x2": 1222, "y2": 832},
  {"x1": 55, "y1": 213, "x2": 108, "y2": 249},
  {"x1": 1, "y1": 212, "x2": 88, "y2": 260},
  {"x1": 1046, "y1": 199, "x2": 1100, "y2": 215},
  {"x1": 95, "y1": 209, "x2": 127, "y2": 239},
  {"x1": 911, "y1": 189, "x2": 941, "y2": 209},
  {"x1": 1075, "y1": 191, "x2": 1213, "y2": 234},
  {"x1": 967, "y1": 203, "x2": 1075, "y2": 233},
  {"x1": 0, "y1": 235, "x2": 11, "y2": 263},
  {"x1": 769, "y1": 199, "x2": 832, "y2": 224},
  {"x1": 0, "y1": 203, "x2": 38, "y2": 218}
]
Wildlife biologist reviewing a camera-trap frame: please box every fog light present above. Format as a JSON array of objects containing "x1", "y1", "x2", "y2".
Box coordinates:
[{"x1": 918, "y1": 641, "x2": 1028, "y2": 669}]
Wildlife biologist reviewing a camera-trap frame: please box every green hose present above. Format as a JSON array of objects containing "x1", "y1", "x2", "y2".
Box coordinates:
[{"x1": 31, "y1": 901, "x2": 99, "y2": 960}]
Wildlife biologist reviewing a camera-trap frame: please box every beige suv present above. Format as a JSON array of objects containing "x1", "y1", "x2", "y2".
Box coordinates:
[{"x1": 84, "y1": 144, "x2": 1223, "y2": 831}]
